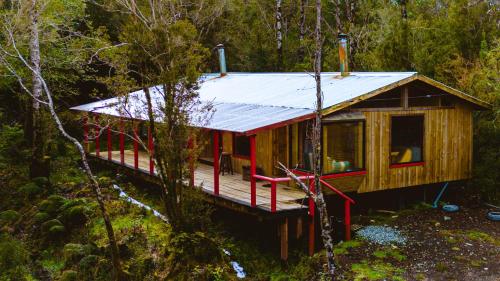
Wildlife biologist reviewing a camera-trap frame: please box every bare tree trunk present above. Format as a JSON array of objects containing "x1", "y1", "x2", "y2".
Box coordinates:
[
  {"x1": 143, "y1": 86, "x2": 181, "y2": 229},
  {"x1": 333, "y1": 0, "x2": 343, "y2": 34},
  {"x1": 39, "y1": 75, "x2": 124, "y2": 281},
  {"x1": 10, "y1": 12, "x2": 124, "y2": 278},
  {"x1": 313, "y1": 0, "x2": 336, "y2": 279},
  {"x1": 298, "y1": 0, "x2": 307, "y2": 61},
  {"x1": 276, "y1": 0, "x2": 283, "y2": 70},
  {"x1": 28, "y1": 0, "x2": 48, "y2": 179}
]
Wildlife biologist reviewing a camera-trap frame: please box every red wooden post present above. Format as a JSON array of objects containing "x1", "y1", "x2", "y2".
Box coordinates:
[
  {"x1": 119, "y1": 119, "x2": 125, "y2": 165},
  {"x1": 83, "y1": 115, "x2": 88, "y2": 152},
  {"x1": 213, "y1": 131, "x2": 220, "y2": 195},
  {"x1": 148, "y1": 127, "x2": 154, "y2": 175},
  {"x1": 133, "y1": 125, "x2": 139, "y2": 170},
  {"x1": 308, "y1": 179, "x2": 315, "y2": 256},
  {"x1": 94, "y1": 114, "x2": 100, "y2": 157},
  {"x1": 345, "y1": 200, "x2": 351, "y2": 241},
  {"x1": 271, "y1": 181, "x2": 277, "y2": 212},
  {"x1": 107, "y1": 126, "x2": 112, "y2": 160},
  {"x1": 250, "y1": 135, "x2": 256, "y2": 207}
]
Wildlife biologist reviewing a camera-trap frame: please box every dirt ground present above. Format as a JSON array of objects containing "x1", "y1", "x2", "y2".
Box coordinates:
[{"x1": 336, "y1": 205, "x2": 500, "y2": 281}]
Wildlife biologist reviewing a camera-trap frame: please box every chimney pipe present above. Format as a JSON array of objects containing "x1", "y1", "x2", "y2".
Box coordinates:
[
  {"x1": 216, "y1": 44, "x2": 227, "y2": 77},
  {"x1": 338, "y1": 33, "x2": 349, "y2": 76}
]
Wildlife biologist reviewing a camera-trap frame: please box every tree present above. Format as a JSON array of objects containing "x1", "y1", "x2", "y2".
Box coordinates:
[
  {"x1": 0, "y1": 1, "x2": 124, "y2": 279},
  {"x1": 276, "y1": 0, "x2": 283, "y2": 70},
  {"x1": 281, "y1": 0, "x2": 336, "y2": 279},
  {"x1": 99, "y1": 0, "x2": 212, "y2": 230}
]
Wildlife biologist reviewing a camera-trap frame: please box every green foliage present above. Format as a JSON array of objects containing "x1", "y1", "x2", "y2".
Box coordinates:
[
  {"x1": 39, "y1": 195, "x2": 68, "y2": 216},
  {"x1": 58, "y1": 270, "x2": 78, "y2": 281},
  {"x1": 0, "y1": 234, "x2": 33, "y2": 280},
  {"x1": 0, "y1": 210, "x2": 20, "y2": 226},
  {"x1": 351, "y1": 260, "x2": 405, "y2": 281},
  {"x1": 0, "y1": 124, "x2": 27, "y2": 168},
  {"x1": 41, "y1": 219, "x2": 64, "y2": 233},
  {"x1": 19, "y1": 182, "x2": 43, "y2": 199},
  {"x1": 372, "y1": 248, "x2": 406, "y2": 262},
  {"x1": 63, "y1": 243, "x2": 89, "y2": 265},
  {"x1": 333, "y1": 239, "x2": 363, "y2": 255}
]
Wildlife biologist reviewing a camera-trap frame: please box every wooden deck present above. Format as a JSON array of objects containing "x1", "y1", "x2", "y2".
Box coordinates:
[{"x1": 90, "y1": 150, "x2": 308, "y2": 213}]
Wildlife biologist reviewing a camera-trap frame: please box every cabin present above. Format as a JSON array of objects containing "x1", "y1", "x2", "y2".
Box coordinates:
[{"x1": 71, "y1": 44, "x2": 490, "y2": 260}]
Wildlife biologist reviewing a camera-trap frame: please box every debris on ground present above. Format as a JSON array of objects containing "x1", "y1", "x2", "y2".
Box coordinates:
[{"x1": 357, "y1": 225, "x2": 407, "y2": 245}]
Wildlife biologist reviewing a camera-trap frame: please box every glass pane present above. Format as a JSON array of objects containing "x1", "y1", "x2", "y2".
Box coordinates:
[
  {"x1": 391, "y1": 116, "x2": 424, "y2": 164},
  {"x1": 234, "y1": 135, "x2": 250, "y2": 157},
  {"x1": 323, "y1": 122, "x2": 364, "y2": 173}
]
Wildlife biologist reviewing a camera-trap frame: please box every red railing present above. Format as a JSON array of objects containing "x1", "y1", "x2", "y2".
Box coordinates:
[{"x1": 253, "y1": 174, "x2": 314, "y2": 212}]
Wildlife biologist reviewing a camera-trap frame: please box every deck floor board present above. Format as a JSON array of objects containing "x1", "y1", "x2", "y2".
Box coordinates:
[{"x1": 91, "y1": 150, "x2": 307, "y2": 212}]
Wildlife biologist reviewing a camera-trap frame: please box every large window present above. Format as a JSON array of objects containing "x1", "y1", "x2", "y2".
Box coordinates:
[
  {"x1": 323, "y1": 121, "x2": 365, "y2": 174},
  {"x1": 233, "y1": 134, "x2": 250, "y2": 158},
  {"x1": 391, "y1": 116, "x2": 424, "y2": 164}
]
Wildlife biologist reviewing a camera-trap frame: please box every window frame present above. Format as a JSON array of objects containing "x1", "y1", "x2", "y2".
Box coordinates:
[
  {"x1": 389, "y1": 114, "x2": 425, "y2": 168},
  {"x1": 232, "y1": 133, "x2": 251, "y2": 159},
  {"x1": 321, "y1": 120, "x2": 367, "y2": 175}
]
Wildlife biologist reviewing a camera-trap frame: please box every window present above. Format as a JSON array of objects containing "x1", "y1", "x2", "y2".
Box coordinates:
[
  {"x1": 233, "y1": 134, "x2": 250, "y2": 158},
  {"x1": 296, "y1": 121, "x2": 314, "y2": 171},
  {"x1": 391, "y1": 116, "x2": 424, "y2": 164},
  {"x1": 323, "y1": 121, "x2": 364, "y2": 174}
]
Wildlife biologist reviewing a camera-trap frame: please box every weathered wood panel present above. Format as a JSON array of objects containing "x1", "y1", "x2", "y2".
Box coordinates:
[{"x1": 358, "y1": 102, "x2": 473, "y2": 193}]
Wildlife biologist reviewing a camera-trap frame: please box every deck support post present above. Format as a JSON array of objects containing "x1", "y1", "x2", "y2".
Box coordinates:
[
  {"x1": 133, "y1": 125, "x2": 139, "y2": 170},
  {"x1": 271, "y1": 181, "x2": 277, "y2": 212},
  {"x1": 250, "y1": 135, "x2": 256, "y2": 207},
  {"x1": 83, "y1": 115, "x2": 88, "y2": 152},
  {"x1": 119, "y1": 119, "x2": 124, "y2": 165},
  {"x1": 94, "y1": 114, "x2": 100, "y2": 157},
  {"x1": 308, "y1": 180, "x2": 315, "y2": 256},
  {"x1": 280, "y1": 217, "x2": 289, "y2": 260},
  {"x1": 345, "y1": 200, "x2": 351, "y2": 241},
  {"x1": 107, "y1": 125, "x2": 112, "y2": 160},
  {"x1": 296, "y1": 216, "x2": 303, "y2": 239},
  {"x1": 213, "y1": 131, "x2": 219, "y2": 195},
  {"x1": 148, "y1": 126, "x2": 154, "y2": 175}
]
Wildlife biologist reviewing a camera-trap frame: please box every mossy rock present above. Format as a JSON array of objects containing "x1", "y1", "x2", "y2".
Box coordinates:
[
  {"x1": 58, "y1": 270, "x2": 78, "y2": 281},
  {"x1": 39, "y1": 195, "x2": 68, "y2": 215},
  {"x1": 49, "y1": 225, "x2": 66, "y2": 236},
  {"x1": 63, "y1": 243, "x2": 89, "y2": 265},
  {"x1": 19, "y1": 182, "x2": 42, "y2": 198},
  {"x1": 41, "y1": 219, "x2": 63, "y2": 233},
  {"x1": 33, "y1": 212, "x2": 50, "y2": 224},
  {"x1": 0, "y1": 210, "x2": 20, "y2": 226},
  {"x1": 78, "y1": 254, "x2": 99, "y2": 272},
  {"x1": 58, "y1": 205, "x2": 89, "y2": 227}
]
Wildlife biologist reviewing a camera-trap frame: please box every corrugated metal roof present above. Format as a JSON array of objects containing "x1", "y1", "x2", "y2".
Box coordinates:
[{"x1": 71, "y1": 72, "x2": 417, "y2": 133}]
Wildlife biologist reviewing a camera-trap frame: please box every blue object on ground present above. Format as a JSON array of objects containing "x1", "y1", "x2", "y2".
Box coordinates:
[
  {"x1": 487, "y1": 211, "x2": 500, "y2": 221},
  {"x1": 433, "y1": 182, "x2": 449, "y2": 208},
  {"x1": 442, "y1": 204, "x2": 459, "y2": 212}
]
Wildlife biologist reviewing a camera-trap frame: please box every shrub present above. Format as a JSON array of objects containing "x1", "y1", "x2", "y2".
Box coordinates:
[
  {"x1": 39, "y1": 195, "x2": 68, "y2": 216},
  {"x1": 63, "y1": 243, "x2": 89, "y2": 265},
  {"x1": 59, "y1": 205, "x2": 89, "y2": 227},
  {"x1": 19, "y1": 182, "x2": 43, "y2": 199},
  {"x1": 32, "y1": 177, "x2": 49, "y2": 188},
  {"x1": 41, "y1": 219, "x2": 64, "y2": 233},
  {"x1": 0, "y1": 210, "x2": 21, "y2": 226},
  {"x1": 58, "y1": 270, "x2": 78, "y2": 281},
  {"x1": 0, "y1": 234, "x2": 32, "y2": 280},
  {"x1": 33, "y1": 212, "x2": 50, "y2": 224}
]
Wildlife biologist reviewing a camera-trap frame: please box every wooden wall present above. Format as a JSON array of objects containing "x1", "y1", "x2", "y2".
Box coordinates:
[
  {"x1": 357, "y1": 101, "x2": 473, "y2": 193},
  {"x1": 214, "y1": 99, "x2": 474, "y2": 194}
]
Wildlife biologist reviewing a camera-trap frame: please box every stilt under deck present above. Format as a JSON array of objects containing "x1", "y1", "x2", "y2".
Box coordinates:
[{"x1": 91, "y1": 150, "x2": 308, "y2": 213}]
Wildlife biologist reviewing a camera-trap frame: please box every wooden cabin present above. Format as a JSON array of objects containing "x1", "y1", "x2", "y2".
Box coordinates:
[{"x1": 71, "y1": 70, "x2": 489, "y2": 259}]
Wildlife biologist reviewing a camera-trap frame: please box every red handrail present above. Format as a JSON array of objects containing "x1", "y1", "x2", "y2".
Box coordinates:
[{"x1": 319, "y1": 179, "x2": 355, "y2": 204}]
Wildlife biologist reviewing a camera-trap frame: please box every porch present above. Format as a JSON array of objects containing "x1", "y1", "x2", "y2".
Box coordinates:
[{"x1": 90, "y1": 150, "x2": 309, "y2": 213}]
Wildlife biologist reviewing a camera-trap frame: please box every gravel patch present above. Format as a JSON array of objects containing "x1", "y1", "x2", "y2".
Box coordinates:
[{"x1": 357, "y1": 225, "x2": 407, "y2": 245}]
